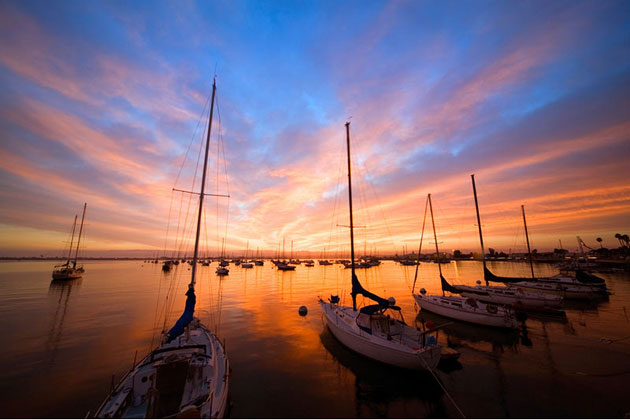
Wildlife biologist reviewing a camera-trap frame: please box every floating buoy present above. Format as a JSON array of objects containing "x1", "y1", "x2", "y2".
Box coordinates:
[
  {"x1": 298, "y1": 305, "x2": 308, "y2": 316},
  {"x1": 420, "y1": 288, "x2": 427, "y2": 295},
  {"x1": 387, "y1": 296, "x2": 396, "y2": 305}
]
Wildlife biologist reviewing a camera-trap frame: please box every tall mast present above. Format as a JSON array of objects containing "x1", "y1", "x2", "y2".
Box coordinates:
[
  {"x1": 412, "y1": 195, "x2": 429, "y2": 293},
  {"x1": 73, "y1": 203, "x2": 87, "y2": 266},
  {"x1": 67, "y1": 215, "x2": 78, "y2": 263},
  {"x1": 190, "y1": 79, "x2": 216, "y2": 288},
  {"x1": 428, "y1": 194, "x2": 444, "y2": 296},
  {"x1": 345, "y1": 122, "x2": 358, "y2": 309},
  {"x1": 521, "y1": 204, "x2": 535, "y2": 278},
  {"x1": 471, "y1": 174, "x2": 488, "y2": 285}
]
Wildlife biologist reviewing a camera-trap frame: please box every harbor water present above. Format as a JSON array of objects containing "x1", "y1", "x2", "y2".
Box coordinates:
[{"x1": 0, "y1": 260, "x2": 628, "y2": 418}]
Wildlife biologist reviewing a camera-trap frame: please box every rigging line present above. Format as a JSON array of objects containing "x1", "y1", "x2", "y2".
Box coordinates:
[
  {"x1": 326, "y1": 135, "x2": 345, "y2": 252},
  {"x1": 174, "y1": 120, "x2": 206, "y2": 257},
  {"x1": 162, "y1": 189, "x2": 176, "y2": 258},
  {"x1": 174, "y1": 91, "x2": 212, "y2": 186},
  {"x1": 412, "y1": 195, "x2": 429, "y2": 293},
  {"x1": 418, "y1": 353, "x2": 466, "y2": 418},
  {"x1": 215, "y1": 94, "x2": 231, "y2": 257},
  {"x1": 149, "y1": 273, "x2": 167, "y2": 351}
]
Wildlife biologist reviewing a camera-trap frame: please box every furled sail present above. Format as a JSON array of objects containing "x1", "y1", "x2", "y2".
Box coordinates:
[
  {"x1": 484, "y1": 266, "x2": 531, "y2": 283},
  {"x1": 440, "y1": 275, "x2": 465, "y2": 294},
  {"x1": 351, "y1": 272, "x2": 390, "y2": 310},
  {"x1": 165, "y1": 286, "x2": 196, "y2": 343}
]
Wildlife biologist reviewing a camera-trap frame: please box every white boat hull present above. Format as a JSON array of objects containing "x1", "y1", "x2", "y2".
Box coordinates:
[
  {"x1": 320, "y1": 302, "x2": 441, "y2": 370},
  {"x1": 505, "y1": 282, "x2": 605, "y2": 300},
  {"x1": 96, "y1": 319, "x2": 229, "y2": 418},
  {"x1": 456, "y1": 285, "x2": 563, "y2": 309},
  {"x1": 413, "y1": 294, "x2": 518, "y2": 328}
]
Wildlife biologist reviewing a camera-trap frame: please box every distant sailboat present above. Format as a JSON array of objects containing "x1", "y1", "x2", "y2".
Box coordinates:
[
  {"x1": 241, "y1": 241, "x2": 253, "y2": 268},
  {"x1": 216, "y1": 238, "x2": 229, "y2": 276},
  {"x1": 412, "y1": 194, "x2": 518, "y2": 329},
  {"x1": 96, "y1": 79, "x2": 229, "y2": 418},
  {"x1": 52, "y1": 203, "x2": 86, "y2": 280},
  {"x1": 320, "y1": 122, "x2": 441, "y2": 370}
]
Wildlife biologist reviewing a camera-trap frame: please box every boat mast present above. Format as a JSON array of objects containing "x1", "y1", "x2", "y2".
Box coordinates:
[
  {"x1": 345, "y1": 122, "x2": 359, "y2": 310},
  {"x1": 67, "y1": 215, "x2": 78, "y2": 264},
  {"x1": 73, "y1": 203, "x2": 87, "y2": 267},
  {"x1": 412, "y1": 196, "x2": 429, "y2": 293},
  {"x1": 190, "y1": 78, "x2": 217, "y2": 288},
  {"x1": 471, "y1": 174, "x2": 488, "y2": 285},
  {"x1": 428, "y1": 194, "x2": 444, "y2": 296},
  {"x1": 521, "y1": 204, "x2": 535, "y2": 278}
]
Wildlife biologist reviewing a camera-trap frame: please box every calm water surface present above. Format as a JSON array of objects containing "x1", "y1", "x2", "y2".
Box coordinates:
[{"x1": 0, "y1": 260, "x2": 629, "y2": 418}]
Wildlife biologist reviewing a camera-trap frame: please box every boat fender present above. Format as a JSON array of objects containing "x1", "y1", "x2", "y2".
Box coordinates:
[
  {"x1": 486, "y1": 304, "x2": 498, "y2": 314},
  {"x1": 387, "y1": 297, "x2": 396, "y2": 305},
  {"x1": 420, "y1": 288, "x2": 427, "y2": 295}
]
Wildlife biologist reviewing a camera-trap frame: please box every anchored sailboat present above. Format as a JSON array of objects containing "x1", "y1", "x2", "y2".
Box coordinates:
[
  {"x1": 440, "y1": 175, "x2": 563, "y2": 312},
  {"x1": 320, "y1": 122, "x2": 441, "y2": 370},
  {"x1": 413, "y1": 194, "x2": 518, "y2": 329},
  {"x1": 480, "y1": 186, "x2": 607, "y2": 299},
  {"x1": 96, "y1": 79, "x2": 229, "y2": 418},
  {"x1": 52, "y1": 203, "x2": 87, "y2": 280}
]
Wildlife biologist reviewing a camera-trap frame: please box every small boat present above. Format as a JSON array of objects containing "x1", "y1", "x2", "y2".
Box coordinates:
[
  {"x1": 321, "y1": 122, "x2": 441, "y2": 371},
  {"x1": 216, "y1": 267, "x2": 229, "y2": 276},
  {"x1": 318, "y1": 260, "x2": 332, "y2": 265},
  {"x1": 412, "y1": 194, "x2": 518, "y2": 329},
  {"x1": 241, "y1": 242, "x2": 253, "y2": 268},
  {"x1": 277, "y1": 263, "x2": 295, "y2": 271},
  {"x1": 96, "y1": 78, "x2": 229, "y2": 419},
  {"x1": 52, "y1": 203, "x2": 87, "y2": 280}
]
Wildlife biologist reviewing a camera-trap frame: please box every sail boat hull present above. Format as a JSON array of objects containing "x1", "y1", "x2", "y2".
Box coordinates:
[
  {"x1": 414, "y1": 294, "x2": 518, "y2": 328},
  {"x1": 96, "y1": 319, "x2": 229, "y2": 419},
  {"x1": 455, "y1": 285, "x2": 563, "y2": 310},
  {"x1": 320, "y1": 302, "x2": 441, "y2": 370},
  {"x1": 52, "y1": 266, "x2": 83, "y2": 280}
]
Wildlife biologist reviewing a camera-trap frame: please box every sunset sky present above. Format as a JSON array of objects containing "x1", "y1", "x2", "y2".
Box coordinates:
[{"x1": 0, "y1": 0, "x2": 628, "y2": 257}]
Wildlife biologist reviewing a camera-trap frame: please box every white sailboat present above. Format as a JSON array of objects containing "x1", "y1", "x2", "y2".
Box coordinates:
[
  {"x1": 442, "y1": 175, "x2": 563, "y2": 312},
  {"x1": 320, "y1": 122, "x2": 441, "y2": 371},
  {"x1": 483, "y1": 200, "x2": 607, "y2": 300},
  {"x1": 412, "y1": 194, "x2": 518, "y2": 329},
  {"x1": 52, "y1": 203, "x2": 87, "y2": 280},
  {"x1": 96, "y1": 79, "x2": 229, "y2": 419}
]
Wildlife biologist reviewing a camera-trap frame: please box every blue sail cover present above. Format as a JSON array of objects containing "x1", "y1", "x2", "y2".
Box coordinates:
[
  {"x1": 351, "y1": 272, "x2": 390, "y2": 310},
  {"x1": 166, "y1": 287, "x2": 196, "y2": 343}
]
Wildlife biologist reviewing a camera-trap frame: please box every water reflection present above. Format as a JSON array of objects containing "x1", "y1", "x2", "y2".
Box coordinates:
[
  {"x1": 46, "y1": 278, "x2": 82, "y2": 365},
  {"x1": 414, "y1": 310, "x2": 522, "y2": 351},
  {"x1": 319, "y1": 327, "x2": 447, "y2": 418}
]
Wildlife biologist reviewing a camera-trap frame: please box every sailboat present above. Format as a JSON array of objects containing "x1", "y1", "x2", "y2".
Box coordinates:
[
  {"x1": 52, "y1": 203, "x2": 87, "y2": 280},
  {"x1": 482, "y1": 198, "x2": 607, "y2": 299},
  {"x1": 441, "y1": 175, "x2": 563, "y2": 312},
  {"x1": 320, "y1": 122, "x2": 441, "y2": 370},
  {"x1": 412, "y1": 194, "x2": 518, "y2": 329},
  {"x1": 216, "y1": 238, "x2": 229, "y2": 276},
  {"x1": 96, "y1": 79, "x2": 229, "y2": 419},
  {"x1": 241, "y1": 241, "x2": 253, "y2": 268}
]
